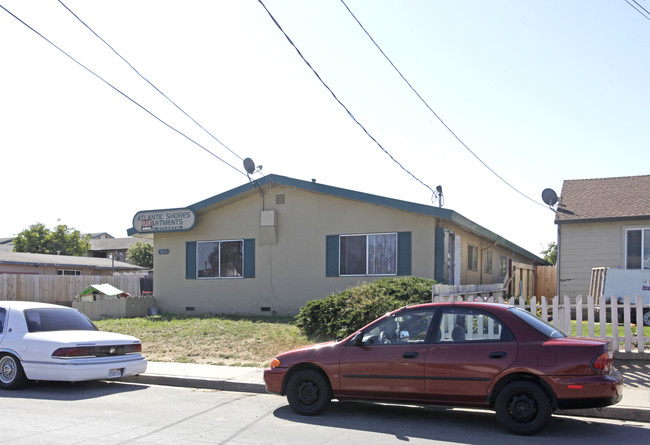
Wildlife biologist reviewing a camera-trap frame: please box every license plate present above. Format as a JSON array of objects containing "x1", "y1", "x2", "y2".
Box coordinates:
[{"x1": 108, "y1": 368, "x2": 122, "y2": 379}]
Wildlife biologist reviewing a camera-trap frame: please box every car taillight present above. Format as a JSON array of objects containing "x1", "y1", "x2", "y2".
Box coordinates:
[
  {"x1": 52, "y1": 344, "x2": 142, "y2": 358},
  {"x1": 591, "y1": 351, "x2": 612, "y2": 373}
]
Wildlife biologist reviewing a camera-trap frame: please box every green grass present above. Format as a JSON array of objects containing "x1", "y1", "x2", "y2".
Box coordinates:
[
  {"x1": 568, "y1": 320, "x2": 650, "y2": 338},
  {"x1": 95, "y1": 314, "x2": 312, "y2": 367}
]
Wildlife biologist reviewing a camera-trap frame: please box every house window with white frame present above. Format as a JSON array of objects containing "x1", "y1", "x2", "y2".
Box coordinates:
[
  {"x1": 340, "y1": 233, "x2": 397, "y2": 276},
  {"x1": 197, "y1": 240, "x2": 243, "y2": 278},
  {"x1": 626, "y1": 228, "x2": 650, "y2": 270},
  {"x1": 57, "y1": 269, "x2": 81, "y2": 276}
]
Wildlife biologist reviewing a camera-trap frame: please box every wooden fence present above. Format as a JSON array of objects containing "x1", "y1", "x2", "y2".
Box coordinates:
[
  {"x1": 534, "y1": 265, "x2": 557, "y2": 302},
  {"x1": 432, "y1": 294, "x2": 648, "y2": 359},
  {"x1": 0, "y1": 274, "x2": 147, "y2": 304}
]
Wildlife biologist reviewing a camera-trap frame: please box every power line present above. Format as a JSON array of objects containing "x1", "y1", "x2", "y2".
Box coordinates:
[
  {"x1": 0, "y1": 3, "x2": 247, "y2": 178},
  {"x1": 257, "y1": 0, "x2": 440, "y2": 203},
  {"x1": 57, "y1": 0, "x2": 246, "y2": 163},
  {"x1": 625, "y1": 0, "x2": 650, "y2": 21},
  {"x1": 340, "y1": 0, "x2": 547, "y2": 209}
]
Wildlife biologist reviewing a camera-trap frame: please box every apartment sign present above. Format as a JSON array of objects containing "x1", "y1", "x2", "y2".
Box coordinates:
[{"x1": 133, "y1": 208, "x2": 196, "y2": 233}]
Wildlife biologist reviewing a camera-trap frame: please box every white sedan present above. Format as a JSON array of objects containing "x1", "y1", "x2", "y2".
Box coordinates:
[{"x1": 0, "y1": 301, "x2": 147, "y2": 389}]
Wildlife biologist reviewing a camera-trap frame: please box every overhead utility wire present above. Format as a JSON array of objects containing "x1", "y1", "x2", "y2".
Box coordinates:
[
  {"x1": 257, "y1": 0, "x2": 439, "y2": 202},
  {"x1": 0, "y1": 4, "x2": 246, "y2": 178},
  {"x1": 340, "y1": 0, "x2": 547, "y2": 209},
  {"x1": 625, "y1": 0, "x2": 650, "y2": 21},
  {"x1": 57, "y1": 0, "x2": 245, "y2": 163}
]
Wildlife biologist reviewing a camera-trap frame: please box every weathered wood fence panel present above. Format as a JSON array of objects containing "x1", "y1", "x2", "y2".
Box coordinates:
[
  {"x1": 0, "y1": 274, "x2": 146, "y2": 304},
  {"x1": 534, "y1": 265, "x2": 557, "y2": 301}
]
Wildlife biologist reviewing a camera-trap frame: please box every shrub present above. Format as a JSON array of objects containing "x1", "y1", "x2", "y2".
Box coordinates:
[{"x1": 296, "y1": 276, "x2": 437, "y2": 340}]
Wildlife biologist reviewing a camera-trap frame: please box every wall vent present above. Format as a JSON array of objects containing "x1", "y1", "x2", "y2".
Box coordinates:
[{"x1": 275, "y1": 194, "x2": 286, "y2": 205}]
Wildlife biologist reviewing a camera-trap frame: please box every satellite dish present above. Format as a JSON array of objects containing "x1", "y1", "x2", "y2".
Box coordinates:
[
  {"x1": 541, "y1": 188, "x2": 558, "y2": 207},
  {"x1": 243, "y1": 158, "x2": 256, "y2": 175}
]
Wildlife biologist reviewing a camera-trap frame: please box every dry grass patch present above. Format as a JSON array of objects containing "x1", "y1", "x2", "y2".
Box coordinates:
[{"x1": 95, "y1": 314, "x2": 312, "y2": 367}]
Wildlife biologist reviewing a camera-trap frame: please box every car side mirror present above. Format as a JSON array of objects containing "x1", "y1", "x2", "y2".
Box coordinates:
[{"x1": 351, "y1": 332, "x2": 364, "y2": 346}]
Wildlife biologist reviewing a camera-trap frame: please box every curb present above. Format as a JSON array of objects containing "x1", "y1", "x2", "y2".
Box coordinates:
[
  {"x1": 557, "y1": 406, "x2": 650, "y2": 423},
  {"x1": 122, "y1": 373, "x2": 650, "y2": 423},
  {"x1": 122, "y1": 374, "x2": 267, "y2": 394}
]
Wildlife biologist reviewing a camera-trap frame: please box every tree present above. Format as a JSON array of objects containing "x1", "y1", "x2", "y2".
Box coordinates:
[
  {"x1": 127, "y1": 241, "x2": 153, "y2": 269},
  {"x1": 541, "y1": 241, "x2": 557, "y2": 265},
  {"x1": 13, "y1": 223, "x2": 90, "y2": 256}
]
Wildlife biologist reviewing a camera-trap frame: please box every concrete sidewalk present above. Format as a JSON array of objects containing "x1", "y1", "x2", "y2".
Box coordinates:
[{"x1": 122, "y1": 361, "x2": 650, "y2": 423}]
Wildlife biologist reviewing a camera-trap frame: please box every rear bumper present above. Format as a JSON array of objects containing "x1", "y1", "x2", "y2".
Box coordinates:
[
  {"x1": 549, "y1": 369, "x2": 624, "y2": 409},
  {"x1": 23, "y1": 356, "x2": 148, "y2": 382}
]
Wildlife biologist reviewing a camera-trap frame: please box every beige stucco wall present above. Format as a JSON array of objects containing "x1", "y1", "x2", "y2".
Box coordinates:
[
  {"x1": 558, "y1": 219, "x2": 650, "y2": 298},
  {"x1": 153, "y1": 184, "x2": 537, "y2": 315}
]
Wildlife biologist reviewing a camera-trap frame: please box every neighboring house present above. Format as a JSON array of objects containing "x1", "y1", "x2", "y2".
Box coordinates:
[
  {"x1": 0, "y1": 237, "x2": 13, "y2": 252},
  {"x1": 128, "y1": 174, "x2": 545, "y2": 315},
  {"x1": 0, "y1": 251, "x2": 146, "y2": 276},
  {"x1": 87, "y1": 236, "x2": 153, "y2": 264},
  {"x1": 555, "y1": 174, "x2": 650, "y2": 300}
]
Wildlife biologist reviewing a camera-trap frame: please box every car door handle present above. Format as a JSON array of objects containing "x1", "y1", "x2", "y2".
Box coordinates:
[
  {"x1": 402, "y1": 352, "x2": 419, "y2": 359},
  {"x1": 489, "y1": 352, "x2": 507, "y2": 359}
]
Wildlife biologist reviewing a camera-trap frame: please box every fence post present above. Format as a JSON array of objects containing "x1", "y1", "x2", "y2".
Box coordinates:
[
  {"x1": 623, "y1": 296, "x2": 632, "y2": 353},
  {"x1": 575, "y1": 295, "x2": 583, "y2": 337},
  {"x1": 611, "y1": 298, "x2": 619, "y2": 353},
  {"x1": 541, "y1": 296, "x2": 548, "y2": 322},
  {"x1": 636, "y1": 295, "x2": 645, "y2": 352}
]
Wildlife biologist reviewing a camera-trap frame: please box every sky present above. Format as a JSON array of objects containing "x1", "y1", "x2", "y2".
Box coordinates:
[{"x1": 1, "y1": 0, "x2": 649, "y2": 256}]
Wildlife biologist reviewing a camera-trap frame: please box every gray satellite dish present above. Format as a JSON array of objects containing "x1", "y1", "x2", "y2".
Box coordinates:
[
  {"x1": 243, "y1": 158, "x2": 256, "y2": 175},
  {"x1": 541, "y1": 188, "x2": 558, "y2": 207}
]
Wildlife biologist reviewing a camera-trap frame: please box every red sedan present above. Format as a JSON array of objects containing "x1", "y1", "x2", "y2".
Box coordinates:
[{"x1": 264, "y1": 302, "x2": 623, "y2": 435}]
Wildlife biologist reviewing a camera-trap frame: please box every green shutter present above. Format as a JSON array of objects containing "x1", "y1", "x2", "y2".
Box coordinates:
[
  {"x1": 435, "y1": 227, "x2": 445, "y2": 282},
  {"x1": 243, "y1": 238, "x2": 255, "y2": 278},
  {"x1": 326, "y1": 235, "x2": 339, "y2": 277},
  {"x1": 186, "y1": 241, "x2": 197, "y2": 279},
  {"x1": 397, "y1": 232, "x2": 412, "y2": 276}
]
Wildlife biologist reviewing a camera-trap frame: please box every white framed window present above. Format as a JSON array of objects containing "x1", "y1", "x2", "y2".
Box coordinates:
[
  {"x1": 57, "y1": 269, "x2": 81, "y2": 276},
  {"x1": 197, "y1": 239, "x2": 243, "y2": 279},
  {"x1": 626, "y1": 228, "x2": 650, "y2": 269},
  {"x1": 339, "y1": 233, "x2": 397, "y2": 276}
]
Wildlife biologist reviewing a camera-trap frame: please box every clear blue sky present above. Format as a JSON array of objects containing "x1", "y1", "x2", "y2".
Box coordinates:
[{"x1": 1, "y1": 0, "x2": 648, "y2": 255}]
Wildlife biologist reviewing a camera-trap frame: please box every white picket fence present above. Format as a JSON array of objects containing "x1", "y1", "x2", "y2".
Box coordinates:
[{"x1": 432, "y1": 294, "x2": 648, "y2": 359}]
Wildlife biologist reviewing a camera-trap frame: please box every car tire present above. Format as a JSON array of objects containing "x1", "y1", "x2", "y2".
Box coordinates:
[
  {"x1": 0, "y1": 353, "x2": 28, "y2": 390},
  {"x1": 495, "y1": 381, "x2": 552, "y2": 435},
  {"x1": 643, "y1": 309, "x2": 650, "y2": 327},
  {"x1": 286, "y1": 369, "x2": 331, "y2": 416}
]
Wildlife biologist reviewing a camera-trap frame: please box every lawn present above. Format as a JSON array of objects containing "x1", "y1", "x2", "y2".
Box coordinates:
[
  {"x1": 95, "y1": 314, "x2": 312, "y2": 368},
  {"x1": 569, "y1": 321, "x2": 650, "y2": 338}
]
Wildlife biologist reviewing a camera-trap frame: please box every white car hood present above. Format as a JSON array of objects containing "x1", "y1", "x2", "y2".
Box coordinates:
[{"x1": 25, "y1": 330, "x2": 141, "y2": 345}]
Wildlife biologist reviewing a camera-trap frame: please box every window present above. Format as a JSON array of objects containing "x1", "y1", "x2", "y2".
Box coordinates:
[
  {"x1": 24, "y1": 308, "x2": 97, "y2": 332},
  {"x1": 626, "y1": 228, "x2": 650, "y2": 269},
  {"x1": 360, "y1": 309, "x2": 435, "y2": 345},
  {"x1": 468, "y1": 245, "x2": 478, "y2": 271},
  {"x1": 340, "y1": 233, "x2": 397, "y2": 276},
  {"x1": 435, "y1": 308, "x2": 513, "y2": 343},
  {"x1": 197, "y1": 240, "x2": 243, "y2": 278},
  {"x1": 484, "y1": 250, "x2": 493, "y2": 274},
  {"x1": 57, "y1": 269, "x2": 81, "y2": 276},
  {"x1": 500, "y1": 256, "x2": 508, "y2": 275}
]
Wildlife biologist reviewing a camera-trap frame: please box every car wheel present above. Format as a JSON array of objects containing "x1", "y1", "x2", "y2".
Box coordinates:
[
  {"x1": 643, "y1": 309, "x2": 650, "y2": 327},
  {"x1": 286, "y1": 369, "x2": 331, "y2": 416},
  {"x1": 495, "y1": 381, "x2": 552, "y2": 435},
  {"x1": 0, "y1": 354, "x2": 28, "y2": 390}
]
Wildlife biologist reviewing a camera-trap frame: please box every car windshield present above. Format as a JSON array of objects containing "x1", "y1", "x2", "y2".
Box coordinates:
[
  {"x1": 24, "y1": 308, "x2": 98, "y2": 332},
  {"x1": 510, "y1": 307, "x2": 567, "y2": 338}
]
